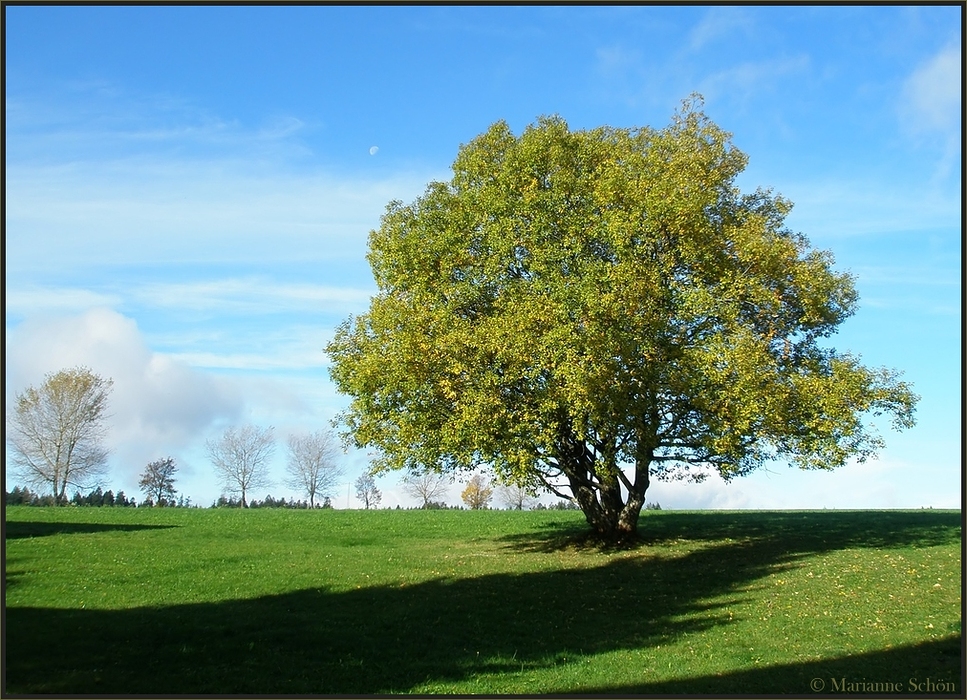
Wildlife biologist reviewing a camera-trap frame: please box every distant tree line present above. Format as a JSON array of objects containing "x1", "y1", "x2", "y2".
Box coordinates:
[
  {"x1": 396, "y1": 501, "x2": 464, "y2": 510},
  {"x1": 5, "y1": 485, "x2": 197, "y2": 508},
  {"x1": 531, "y1": 500, "x2": 581, "y2": 511},
  {"x1": 210, "y1": 494, "x2": 334, "y2": 509},
  {"x1": 7, "y1": 483, "x2": 650, "y2": 512}
]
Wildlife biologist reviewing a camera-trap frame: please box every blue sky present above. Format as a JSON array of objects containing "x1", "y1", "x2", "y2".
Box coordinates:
[{"x1": 4, "y1": 5, "x2": 961, "y2": 509}]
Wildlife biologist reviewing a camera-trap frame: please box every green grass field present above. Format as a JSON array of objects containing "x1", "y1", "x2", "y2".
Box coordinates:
[{"x1": 4, "y1": 506, "x2": 961, "y2": 694}]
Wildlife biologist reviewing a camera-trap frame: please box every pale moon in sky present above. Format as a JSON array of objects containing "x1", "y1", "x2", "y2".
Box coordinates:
[{"x1": 369, "y1": 146, "x2": 379, "y2": 155}]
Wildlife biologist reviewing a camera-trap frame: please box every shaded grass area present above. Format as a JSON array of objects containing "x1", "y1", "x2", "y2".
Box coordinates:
[
  {"x1": 4, "y1": 520, "x2": 177, "y2": 540},
  {"x1": 4, "y1": 507, "x2": 962, "y2": 694},
  {"x1": 500, "y1": 509, "x2": 962, "y2": 552}
]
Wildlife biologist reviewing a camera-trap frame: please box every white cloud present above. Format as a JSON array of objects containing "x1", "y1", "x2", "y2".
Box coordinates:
[
  {"x1": 850, "y1": 265, "x2": 960, "y2": 289},
  {"x1": 645, "y1": 456, "x2": 957, "y2": 511},
  {"x1": 6, "y1": 84, "x2": 277, "y2": 161},
  {"x1": 258, "y1": 115, "x2": 307, "y2": 141},
  {"x1": 4, "y1": 308, "x2": 244, "y2": 485},
  {"x1": 4, "y1": 278, "x2": 371, "y2": 372},
  {"x1": 595, "y1": 44, "x2": 644, "y2": 76},
  {"x1": 167, "y1": 348, "x2": 328, "y2": 372},
  {"x1": 157, "y1": 325, "x2": 337, "y2": 374}
]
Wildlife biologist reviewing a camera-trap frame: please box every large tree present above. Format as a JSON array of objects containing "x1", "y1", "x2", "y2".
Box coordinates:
[
  {"x1": 138, "y1": 457, "x2": 178, "y2": 506},
  {"x1": 327, "y1": 98, "x2": 918, "y2": 539},
  {"x1": 285, "y1": 429, "x2": 343, "y2": 508},
  {"x1": 206, "y1": 425, "x2": 274, "y2": 508},
  {"x1": 6, "y1": 367, "x2": 113, "y2": 504}
]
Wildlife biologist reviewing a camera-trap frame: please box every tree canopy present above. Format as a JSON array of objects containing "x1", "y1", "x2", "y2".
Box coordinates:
[{"x1": 326, "y1": 97, "x2": 918, "y2": 538}]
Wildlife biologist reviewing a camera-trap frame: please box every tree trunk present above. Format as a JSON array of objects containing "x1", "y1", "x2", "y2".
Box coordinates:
[
  {"x1": 557, "y1": 426, "x2": 649, "y2": 541},
  {"x1": 564, "y1": 470, "x2": 646, "y2": 541},
  {"x1": 617, "y1": 491, "x2": 644, "y2": 536}
]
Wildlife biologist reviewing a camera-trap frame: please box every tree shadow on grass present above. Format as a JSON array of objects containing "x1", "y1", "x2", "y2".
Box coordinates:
[
  {"x1": 498, "y1": 509, "x2": 962, "y2": 554},
  {"x1": 4, "y1": 520, "x2": 179, "y2": 540},
  {"x1": 4, "y1": 510, "x2": 961, "y2": 694}
]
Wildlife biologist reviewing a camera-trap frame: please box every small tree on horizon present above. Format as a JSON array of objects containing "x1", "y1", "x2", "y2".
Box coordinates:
[
  {"x1": 206, "y1": 425, "x2": 275, "y2": 508},
  {"x1": 285, "y1": 429, "x2": 343, "y2": 508},
  {"x1": 496, "y1": 482, "x2": 536, "y2": 510},
  {"x1": 461, "y1": 474, "x2": 493, "y2": 510},
  {"x1": 354, "y1": 472, "x2": 382, "y2": 509},
  {"x1": 400, "y1": 470, "x2": 451, "y2": 508},
  {"x1": 138, "y1": 457, "x2": 178, "y2": 506}
]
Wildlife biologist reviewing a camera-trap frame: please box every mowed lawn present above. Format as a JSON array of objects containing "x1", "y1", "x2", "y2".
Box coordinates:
[{"x1": 4, "y1": 506, "x2": 961, "y2": 694}]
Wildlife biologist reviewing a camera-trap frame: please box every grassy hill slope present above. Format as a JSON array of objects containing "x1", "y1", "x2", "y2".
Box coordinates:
[{"x1": 4, "y1": 506, "x2": 961, "y2": 694}]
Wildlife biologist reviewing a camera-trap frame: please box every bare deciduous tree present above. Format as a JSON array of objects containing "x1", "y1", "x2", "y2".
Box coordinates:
[
  {"x1": 139, "y1": 457, "x2": 178, "y2": 506},
  {"x1": 206, "y1": 425, "x2": 275, "y2": 508},
  {"x1": 496, "y1": 482, "x2": 536, "y2": 510},
  {"x1": 285, "y1": 429, "x2": 343, "y2": 508},
  {"x1": 400, "y1": 470, "x2": 451, "y2": 508},
  {"x1": 354, "y1": 472, "x2": 382, "y2": 509},
  {"x1": 6, "y1": 367, "x2": 113, "y2": 504}
]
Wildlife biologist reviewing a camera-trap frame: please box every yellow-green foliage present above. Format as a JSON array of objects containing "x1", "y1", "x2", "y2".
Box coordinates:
[{"x1": 326, "y1": 97, "x2": 918, "y2": 535}]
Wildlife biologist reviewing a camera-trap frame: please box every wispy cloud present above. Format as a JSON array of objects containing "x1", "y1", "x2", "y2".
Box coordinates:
[
  {"x1": 154, "y1": 320, "x2": 339, "y2": 372},
  {"x1": 850, "y1": 265, "x2": 960, "y2": 289},
  {"x1": 133, "y1": 278, "x2": 374, "y2": 315},
  {"x1": 595, "y1": 45, "x2": 643, "y2": 76},
  {"x1": 4, "y1": 287, "x2": 124, "y2": 317},
  {"x1": 167, "y1": 349, "x2": 328, "y2": 372},
  {"x1": 5, "y1": 81, "x2": 440, "y2": 276},
  {"x1": 899, "y1": 43, "x2": 962, "y2": 179},
  {"x1": 5, "y1": 83, "x2": 292, "y2": 161},
  {"x1": 698, "y1": 54, "x2": 811, "y2": 105},
  {"x1": 5, "y1": 159, "x2": 432, "y2": 274},
  {"x1": 687, "y1": 7, "x2": 755, "y2": 52},
  {"x1": 764, "y1": 175, "x2": 960, "y2": 241},
  {"x1": 4, "y1": 308, "x2": 245, "y2": 478},
  {"x1": 900, "y1": 44, "x2": 962, "y2": 135},
  {"x1": 594, "y1": 37, "x2": 809, "y2": 116}
]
